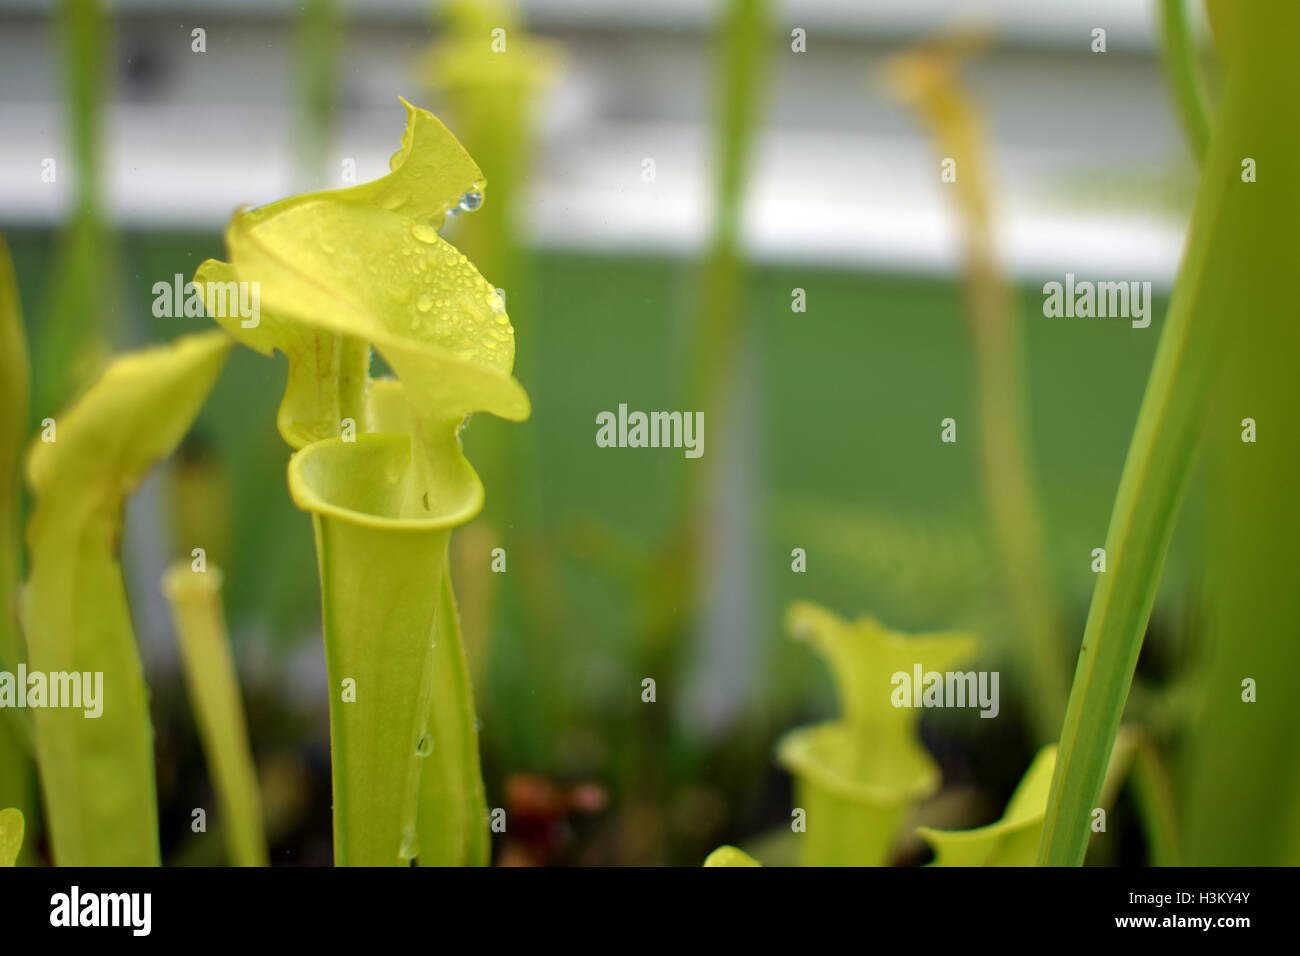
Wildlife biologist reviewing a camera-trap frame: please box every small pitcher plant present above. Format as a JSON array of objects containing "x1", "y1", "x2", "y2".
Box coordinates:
[{"x1": 775, "y1": 602, "x2": 976, "y2": 866}]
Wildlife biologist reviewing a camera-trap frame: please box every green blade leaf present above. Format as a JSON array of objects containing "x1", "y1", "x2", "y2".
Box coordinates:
[
  {"x1": 1177, "y1": 1, "x2": 1300, "y2": 866},
  {"x1": 1039, "y1": 1, "x2": 1297, "y2": 866}
]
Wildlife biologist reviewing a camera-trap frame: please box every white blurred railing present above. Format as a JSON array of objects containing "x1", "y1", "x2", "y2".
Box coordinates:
[{"x1": 0, "y1": 0, "x2": 1196, "y2": 285}]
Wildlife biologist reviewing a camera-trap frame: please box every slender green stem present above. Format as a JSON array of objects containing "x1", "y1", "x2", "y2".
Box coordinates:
[
  {"x1": 1095, "y1": 727, "x2": 1138, "y2": 812},
  {"x1": 37, "y1": 0, "x2": 114, "y2": 420},
  {"x1": 882, "y1": 40, "x2": 1070, "y2": 741},
  {"x1": 293, "y1": 0, "x2": 341, "y2": 192},
  {"x1": 163, "y1": 562, "x2": 269, "y2": 867},
  {"x1": 1158, "y1": 0, "x2": 1211, "y2": 166},
  {"x1": 1130, "y1": 735, "x2": 1180, "y2": 865},
  {"x1": 688, "y1": 0, "x2": 769, "y2": 426},
  {"x1": 60, "y1": 0, "x2": 101, "y2": 216},
  {"x1": 650, "y1": 0, "x2": 770, "y2": 773},
  {"x1": 965, "y1": 257, "x2": 1069, "y2": 741}
]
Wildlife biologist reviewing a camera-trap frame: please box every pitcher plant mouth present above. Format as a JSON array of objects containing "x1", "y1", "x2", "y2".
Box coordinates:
[
  {"x1": 776, "y1": 722, "x2": 938, "y2": 807},
  {"x1": 288, "y1": 431, "x2": 486, "y2": 531}
]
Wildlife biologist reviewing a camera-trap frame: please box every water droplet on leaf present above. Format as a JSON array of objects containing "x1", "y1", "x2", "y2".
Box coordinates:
[{"x1": 410, "y1": 223, "x2": 439, "y2": 244}]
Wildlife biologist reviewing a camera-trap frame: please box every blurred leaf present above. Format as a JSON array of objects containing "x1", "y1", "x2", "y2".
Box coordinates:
[
  {"x1": 1040, "y1": 0, "x2": 1297, "y2": 866},
  {"x1": 918, "y1": 746, "x2": 1056, "y2": 867},
  {"x1": 0, "y1": 808, "x2": 22, "y2": 867},
  {"x1": 293, "y1": 0, "x2": 342, "y2": 190},
  {"x1": 703, "y1": 844, "x2": 761, "y2": 867},
  {"x1": 0, "y1": 234, "x2": 36, "y2": 863},
  {"x1": 1178, "y1": 1, "x2": 1300, "y2": 868},
  {"x1": 22, "y1": 330, "x2": 231, "y2": 865},
  {"x1": 1129, "y1": 733, "x2": 1181, "y2": 866}
]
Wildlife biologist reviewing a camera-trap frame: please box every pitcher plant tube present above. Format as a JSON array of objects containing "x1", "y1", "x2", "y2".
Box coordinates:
[{"x1": 195, "y1": 99, "x2": 529, "y2": 865}]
